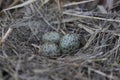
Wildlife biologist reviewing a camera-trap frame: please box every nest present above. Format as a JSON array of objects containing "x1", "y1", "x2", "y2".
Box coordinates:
[{"x1": 0, "y1": 0, "x2": 120, "y2": 80}]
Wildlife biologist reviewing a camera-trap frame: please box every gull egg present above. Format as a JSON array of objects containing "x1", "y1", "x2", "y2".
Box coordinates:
[
  {"x1": 60, "y1": 33, "x2": 80, "y2": 54},
  {"x1": 41, "y1": 42, "x2": 60, "y2": 57},
  {"x1": 42, "y1": 32, "x2": 61, "y2": 43}
]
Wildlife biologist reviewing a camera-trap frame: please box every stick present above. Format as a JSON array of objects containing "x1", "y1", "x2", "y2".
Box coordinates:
[{"x1": 0, "y1": 28, "x2": 13, "y2": 46}]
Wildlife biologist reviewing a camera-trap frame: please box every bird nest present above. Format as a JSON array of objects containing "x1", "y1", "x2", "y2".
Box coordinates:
[{"x1": 0, "y1": 0, "x2": 120, "y2": 80}]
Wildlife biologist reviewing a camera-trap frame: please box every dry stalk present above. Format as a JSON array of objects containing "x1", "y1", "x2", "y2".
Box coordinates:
[
  {"x1": 8, "y1": 0, "x2": 19, "y2": 8},
  {"x1": 88, "y1": 67, "x2": 115, "y2": 79},
  {"x1": 54, "y1": 0, "x2": 61, "y2": 11},
  {"x1": 0, "y1": 28, "x2": 13, "y2": 46},
  {"x1": 2, "y1": 0, "x2": 36, "y2": 11},
  {"x1": 63, "y1": 0, "x2": 94, "y2": 7},
  {"x1": 63, "y1": 11, "x2": 120, "y2": 23},
  {"x1": 83, "y1": 30, "x2": 99, "y2": 50}
]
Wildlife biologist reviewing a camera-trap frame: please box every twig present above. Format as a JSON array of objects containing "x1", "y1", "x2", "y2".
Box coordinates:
[
  {"x1": 8, "y1": 0, "x2": 19, "y2": 7},
  {"x1": 0, "y1": 28, "x2": 13, "y2": 46},
  {"x1": 89, "y1": 67, "x2": 115, "y2": 79},
  {"x1": 63, "y1": 0, "x2": 94, "y2": 7},
  {"x1": 83, "y1": 30, "x2": 99, "y2": 50},
  {"x1": 63, "y1": 11, "x2": 120, "y2": 23},
  {"x1": 2, "y1": 0, "x2": 36, "y2": 11}
]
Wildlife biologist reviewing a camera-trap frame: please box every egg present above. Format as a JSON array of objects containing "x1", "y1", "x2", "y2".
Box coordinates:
[
  {"x1": 41, "y1": 42, "x2": 60, "y2": 57},
  {"x1": 60, "y1": 33, "x2": 80, "y2": 54},
  {"x1": 42, "y1": 32, "x2": 61, "y2": 43}
]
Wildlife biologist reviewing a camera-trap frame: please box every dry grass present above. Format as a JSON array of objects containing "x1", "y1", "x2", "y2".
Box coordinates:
[{"x1": 0, "y1": 0, "x2": 120, "y2": 80}]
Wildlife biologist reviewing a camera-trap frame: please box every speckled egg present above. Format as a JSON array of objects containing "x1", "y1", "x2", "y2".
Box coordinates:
[
  {"x1": 42, "y1": 32, "x2": 61, "y2": 43},
  {"x1": 41, "y1": 42, "x2": 60, "y2": 57},
  {"x1": 60, "y1": 33, "x2": 80, "y2": 54}
]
